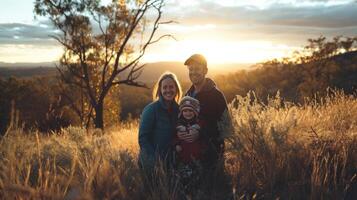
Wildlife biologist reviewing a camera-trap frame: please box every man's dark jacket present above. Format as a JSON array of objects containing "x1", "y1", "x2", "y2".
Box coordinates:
[{"x1": 186, "y1": 78, "x2": 228, "y2": 165}]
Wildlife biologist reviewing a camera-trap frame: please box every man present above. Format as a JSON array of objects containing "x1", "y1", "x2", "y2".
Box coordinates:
[{"x1": 177, "y1": 54, "x2": 231, "y2": 170}]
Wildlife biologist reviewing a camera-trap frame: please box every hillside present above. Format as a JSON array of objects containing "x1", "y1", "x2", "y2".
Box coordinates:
[
  {"x1": 1, "y1": 92, "x2": 356, "y2": 199},
  {"x1": 0, "y1": 61, "x2": 251, "y2": 81},
  {"x1": 0, "y1": 67, "x2": 58, "y2": 78},
  {"x1": 216, "y1": 50, "x2": 357, "y2": 103},
  {"x1": 0, "y1": 61, "x2": 57, "y2": 68}
]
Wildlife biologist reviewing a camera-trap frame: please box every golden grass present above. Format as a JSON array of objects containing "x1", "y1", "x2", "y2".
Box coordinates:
[{"x1": 0, "y1": 90, "x2": 356, "y2": 199}]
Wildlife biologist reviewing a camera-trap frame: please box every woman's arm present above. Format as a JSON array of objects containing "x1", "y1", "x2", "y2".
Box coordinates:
[{"x1": 138, "y1": 104, "x2": 156, "y2": 159}]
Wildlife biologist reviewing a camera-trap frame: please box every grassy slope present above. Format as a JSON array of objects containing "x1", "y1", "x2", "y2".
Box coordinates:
[{"x1": 0, "y1": 91, "x2": 356, "y2": 199}]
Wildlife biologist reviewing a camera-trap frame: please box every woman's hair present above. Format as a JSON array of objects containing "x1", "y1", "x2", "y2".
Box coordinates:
[{"x1": 152, "y1": 72, "x2": 182, "y2": 103}]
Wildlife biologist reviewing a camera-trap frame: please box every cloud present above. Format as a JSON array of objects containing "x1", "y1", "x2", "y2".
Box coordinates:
[
  {"x1": 206, "y1": 0, "x2": 355, "y2": 8},
  {"x1": 160, "y1": 0, "x2": 357, "y2": 44},
  {"x1": 165, "y1": 1, "x2": 357, "y2": 28},
  {"x1": 262, "y1": 4, "x2": 357, "y2": 28},
  {"x1": 159, "y1": 0, "x2": 357, "y2": 52},
  {"x1": 0, "y1": 22, "x2": 58, "y2": 45},
  {"x1": 1, "y1": 0, "x2": 356, "y2": 63},
  {"x1": 0, "y1": 21, "x2": 62, "y2": 62}
]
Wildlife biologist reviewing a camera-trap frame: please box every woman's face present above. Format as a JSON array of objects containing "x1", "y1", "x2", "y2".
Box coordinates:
[{"x1": 160, "y1": 78, "x2": 177, "y2": 102}]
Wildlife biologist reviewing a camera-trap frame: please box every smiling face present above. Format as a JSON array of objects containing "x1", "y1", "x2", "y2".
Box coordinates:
[
  {"x1": 182, "y1": 108, "x2": 195, "y2": 120},
  {"x1": 160, "y1": 78, "x2": 177, "y2": 102},
  {"x1": 187, "y1": 63, "x2": 207, "y2": 85}
]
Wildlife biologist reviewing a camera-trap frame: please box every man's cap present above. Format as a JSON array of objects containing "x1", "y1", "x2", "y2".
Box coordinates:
[{"x1": 184, "y1": 54, "x2": 207, "y2": 68}]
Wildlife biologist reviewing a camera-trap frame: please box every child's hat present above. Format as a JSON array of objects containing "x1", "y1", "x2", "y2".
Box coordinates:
[{"x1": 179, "y1": 96, "x2": 200, "y2": 117}]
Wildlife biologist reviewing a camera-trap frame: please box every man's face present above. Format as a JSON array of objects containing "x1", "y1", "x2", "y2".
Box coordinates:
[{"x1": 187, "y1": 63, "x2": 207, "y2": 85}]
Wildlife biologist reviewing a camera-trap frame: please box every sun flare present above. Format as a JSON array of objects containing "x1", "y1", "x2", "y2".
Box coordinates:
[{"x1": 143, "y1": 39, "x2": 294, "y2": 64}]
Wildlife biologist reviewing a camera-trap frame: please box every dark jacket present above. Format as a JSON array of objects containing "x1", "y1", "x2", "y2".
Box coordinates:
[
  {"x1": 138, "y1": 97, "x2": 179, "y2": 169},
  {"x1": 186, "y1": 78, "x2": 228, "y2": 162}
]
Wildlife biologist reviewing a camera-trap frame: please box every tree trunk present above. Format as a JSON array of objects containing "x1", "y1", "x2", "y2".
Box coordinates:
[{"x1": 94, "y1": 102, "x2": 104, "y2": 129}]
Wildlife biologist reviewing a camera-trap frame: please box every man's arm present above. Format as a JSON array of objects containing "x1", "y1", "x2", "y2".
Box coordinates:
[
  {"x1": 215, "y1": 91, "x2": 233, "y2": 139},
  {"x1": 214, "y1": 90, "x2": 228, "y2": 121}
]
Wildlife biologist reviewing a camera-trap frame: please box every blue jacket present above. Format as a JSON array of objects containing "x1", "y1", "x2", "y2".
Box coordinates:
[{"x1": 138, "y1": 97, "x2": 179, "y2": 169}]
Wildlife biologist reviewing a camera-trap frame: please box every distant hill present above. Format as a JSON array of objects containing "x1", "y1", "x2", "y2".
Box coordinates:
[
  {"x1": 0, "y1": 67, "x2": 58, "y2": 78},
  {"x1": 215, "y1": 50, "x2": 357, "y2": 103},
  {"x1": 0, "y1": 62, "x2": 57, "y2": 68},
  {"x1": 0, "y1": 62, "x2": 58, "y2": 78},
  {"x1": 0, "y1": 61, "x2": 251, "y2": 81}
]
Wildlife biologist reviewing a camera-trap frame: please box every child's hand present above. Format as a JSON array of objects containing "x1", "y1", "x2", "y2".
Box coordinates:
[
  {"x1": 176, "y1": 125, "x2": 187, "y2": 132},
  {"x1": 176, "y1": 145, "x2": 182, "y2": 152},
  {"x1": 187, "y1": 128, "x2": 199, "y2": 142}
]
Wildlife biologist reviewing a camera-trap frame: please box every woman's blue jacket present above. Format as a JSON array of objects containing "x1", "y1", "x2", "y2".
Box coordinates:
[{"x1": 138, "y1": 97, "x2": 179, "y2": 168}]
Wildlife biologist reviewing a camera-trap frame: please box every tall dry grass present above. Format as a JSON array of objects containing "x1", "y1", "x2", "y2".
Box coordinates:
[
  {"x1": 0, "y1": 90, "x2": 356, "y2": 199},
  {"x1": 226, "y1": 90, "x2": 357, "y2": 199}
]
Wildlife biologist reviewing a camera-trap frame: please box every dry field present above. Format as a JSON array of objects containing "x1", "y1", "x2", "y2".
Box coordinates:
[{"x1": 0, "y1": 90, "x2": 356, "y2": 199}]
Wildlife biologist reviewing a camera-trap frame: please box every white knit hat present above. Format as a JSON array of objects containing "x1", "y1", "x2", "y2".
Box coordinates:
[{"x1": 178, "y1": 96, "x2": 200, "y2": 117}]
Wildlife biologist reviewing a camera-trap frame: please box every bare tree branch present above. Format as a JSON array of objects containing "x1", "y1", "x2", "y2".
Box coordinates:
[
  {"x1": 111, "y1": 0, "x2": 149, "y2": 74},
  {"x1": 35, "y1": 0, "x2": 167, "y2": 129},
  {"x1": 158, "y1": 20, "x2": 178, "y2": 25},
  {"x1": 112, "y1": 79, "x2": 147, "y2": 88},
  {"x1": 117, "y1": 0, "x2": 167, "y2": 76},
  {"x1": 149, "y1": 34, "x2": 176, "y2": 45}
]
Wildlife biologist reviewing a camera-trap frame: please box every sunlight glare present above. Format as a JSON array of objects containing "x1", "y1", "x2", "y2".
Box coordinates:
[
  {"x1": 143, "y1": 39, "x2": 294, "y2": 64},
  {"x1": 0, "y1": 45, "x2": 62, "y2": 63}
]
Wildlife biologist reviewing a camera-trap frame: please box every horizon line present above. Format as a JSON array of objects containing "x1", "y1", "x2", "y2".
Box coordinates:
[{"x1": 0, "y1": 60, "x2": 256, "y2": 65}]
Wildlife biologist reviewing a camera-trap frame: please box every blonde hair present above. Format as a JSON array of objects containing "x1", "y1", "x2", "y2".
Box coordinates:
[{"x1": 152, "y1": 72, "x2": 182, "y2": 103}]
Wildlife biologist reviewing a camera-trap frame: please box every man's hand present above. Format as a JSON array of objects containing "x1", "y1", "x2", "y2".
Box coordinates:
[
  {"x1": 175, "y1": 145, "x2": 182, "y2": 152},
  {"x1": 177, "y1": 129, "x2": 199, "y2": 143},
  {"x1": 188, "y1": 128, "x2": 199, "y2": 142}
]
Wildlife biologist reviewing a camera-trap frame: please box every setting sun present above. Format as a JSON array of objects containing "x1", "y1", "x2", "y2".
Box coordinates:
[{"x1": 143, "y1": 38, "x2": 294, "y2": 64}]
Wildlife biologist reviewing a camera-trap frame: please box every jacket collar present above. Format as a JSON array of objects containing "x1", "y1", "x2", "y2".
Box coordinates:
[
  {"x1": 186, "y1": 78, "x2": 217, "y2": 95},
  {"x1": 158, "y1": 96, "x2": 179, "y2": 111}
]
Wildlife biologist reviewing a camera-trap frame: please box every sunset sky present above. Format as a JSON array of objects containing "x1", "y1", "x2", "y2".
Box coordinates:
[{"x1": 0, "y1": 0, "x2": 356, "y2": 64}]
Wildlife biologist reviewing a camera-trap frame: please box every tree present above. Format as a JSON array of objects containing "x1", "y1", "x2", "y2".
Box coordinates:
[
  {"x1": 0, "y1": 77, "x2": 77, "y2": 134},
  {"x1": 34, "y1": 0, "x2": 172, "y2": 129}
]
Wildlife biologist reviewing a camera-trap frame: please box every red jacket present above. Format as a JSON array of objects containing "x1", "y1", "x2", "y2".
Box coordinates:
[{"x1": 173, "y1": 118, "x2": 207, "y2": 164}]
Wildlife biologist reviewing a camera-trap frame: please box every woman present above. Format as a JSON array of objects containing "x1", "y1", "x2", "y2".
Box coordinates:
[{"x1": 138, "y1": 72, "x2": 182, "y2": 171}]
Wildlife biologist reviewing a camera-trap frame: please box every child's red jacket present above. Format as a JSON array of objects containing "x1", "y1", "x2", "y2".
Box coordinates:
[{"x1": 173, "y1": 118, "x2": 208, "y2": 164}]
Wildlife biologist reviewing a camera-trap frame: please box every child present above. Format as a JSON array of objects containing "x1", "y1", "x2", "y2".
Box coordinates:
[{"x1": 173, "y1": 96, "x2": 207, "y2": 192}]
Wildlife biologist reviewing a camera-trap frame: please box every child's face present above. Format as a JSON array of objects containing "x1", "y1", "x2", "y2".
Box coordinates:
[{"x1": 182, "y1": 108, "x2": 195, "y2": 120}]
